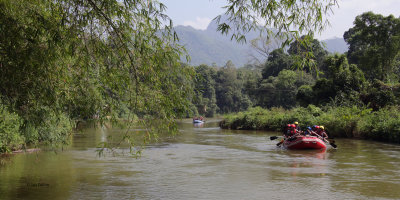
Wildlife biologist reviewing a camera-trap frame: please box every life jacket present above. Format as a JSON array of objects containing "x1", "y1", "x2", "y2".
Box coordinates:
[
  {"x1": 320, "y1": 130, "x2": 327, "y2": 138},
  {"x1": 289, "y1": 128, "x2": 296, "y2": 136},
  {"x1": 315, "y1": 129, "x2": 323, "y2": 136}
]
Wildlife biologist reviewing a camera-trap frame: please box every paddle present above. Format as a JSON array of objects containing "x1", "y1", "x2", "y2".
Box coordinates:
[
  {"x1": 270, "y1": 136, "x2": 281, "y2": 140},
  {"x1": 326, "y1": 139, "x2": 337, "y2": 148},
  {"x1": 324, "y1": 130, "x2": 337, "y2": 148},
  {"x1": 320, "y1": 137, "x2": 337, "y2": 148},
  {"x1": 276, "y1": 139, "x2": 284, "y2": 147},
  {"x1": 269, "y1": 136, "x2": 285, "y2": 146}
]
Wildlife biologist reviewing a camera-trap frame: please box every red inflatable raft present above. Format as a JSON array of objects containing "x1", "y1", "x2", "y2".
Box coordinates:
[{"x1": 283, "y1": 136, "x2": 327, "y2": 150}]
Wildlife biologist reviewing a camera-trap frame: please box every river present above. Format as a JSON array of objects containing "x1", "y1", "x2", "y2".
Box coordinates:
[{"x1": 1, "y1": 119, "x2": 400, "y2": 200}]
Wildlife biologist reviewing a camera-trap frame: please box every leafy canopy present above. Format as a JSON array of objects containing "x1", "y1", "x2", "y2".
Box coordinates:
[
  {"x1": 344, "y1": 12, "x2": 400, "y2": 81},
  {"x1": 0, "y1": 0, "x2": 194, "y2": 152}
]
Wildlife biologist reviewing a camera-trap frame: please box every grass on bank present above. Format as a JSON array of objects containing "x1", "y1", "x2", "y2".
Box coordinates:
[{"x1": 220, "y1": 105, "x2": 400, "y2": 143}]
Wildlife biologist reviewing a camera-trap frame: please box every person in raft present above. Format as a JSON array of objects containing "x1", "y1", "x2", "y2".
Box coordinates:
[
  {"x1": 311, "y1": 125, "x2": 319, "y2": 135},
  {"x1": 287, "y1": 124, "x2": 300, "y2": 139},
  {"x1": 283, "y1": 124, "x2": 291, "y2": 138},
  {"x1": 277, "y1": 124, "x2": 293, "y2": 146},
  {"x1": 278, "y1": 124, "x2": 300, "y2": 146},
  {"x1": 316, "y1": 126, "x2": 329, "y2": 140},
  {"x1": 193, "y1": 116, "x2": 204, "y2": 121},
  {"x1": 304, "y1": 126, "x2": 313, "y2": 136},
  {"x1": 294, "y1": 121, "x2": 301, "y2": 132}
]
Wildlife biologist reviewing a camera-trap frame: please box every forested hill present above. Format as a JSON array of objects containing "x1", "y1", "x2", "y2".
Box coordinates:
[
  {"x1": 322, "y1": 37, "x2": 349, "y2": 54},
  {"x1": 174, "y1": 21, "x2": 260, "y2": 67},
  {"x1": 175, "y1": 23, "x2": 348, "y2": 67}
]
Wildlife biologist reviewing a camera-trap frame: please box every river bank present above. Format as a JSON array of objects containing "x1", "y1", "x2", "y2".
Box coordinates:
[{"x1": 219, "y1": 106, "x2": 400, "y2": 144}]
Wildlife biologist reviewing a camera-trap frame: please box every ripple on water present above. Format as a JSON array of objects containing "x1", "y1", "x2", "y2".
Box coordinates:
[{"x1": 2, "y1": 120, "x2": 400, "y2": 200}]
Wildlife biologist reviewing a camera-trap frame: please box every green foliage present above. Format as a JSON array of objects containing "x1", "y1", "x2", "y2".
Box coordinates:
[
  {"x1": 262, "y1": 49, "x2": 293, "y2": 78},
  {"x1": 193, "y1": 65, "x2": 218, "y2": 117},
  {"x1": 274, "y1": 70, "x2": 298, "y2": 107},
  {"x1": 216, "y1": 0, "x2": 338, "y2": 73},
  {"x1": 4, "y1": 0, "x2": 400, "y2": 151},
  {"x1": 0, "y1": 0, "x2": 195, "y2": 152},
  {"x1": 256, "y1": 69, "x2": 315, "y2": 108},
  {"x1": 0, "y1": 103, "x2": 23, "y2": 153},
  {"x1": 220, "y1": 106, "x2": 319, "y2": 131},
  {"x1": 220, "y1": 105, "x2": 400, "y2": 144},
  {"x1": 215, "y1": 61, "x2": 252, "y2": 113},
  {"x1": 360, "y1": 80, "x2": 400, "y2": 110},
  {"x1": 311, "y1": 78, "x2": 335, "y2": 105},
  {"x1": 0, "y1": 103, "x2": 73, "y2": 152},
  {"x1": 325, "y1": 54, "x2": 366, "y2": 93},
  {"x1": 316, "y1": 106, "x2": 372, "y2": 138},
  {"x1": 288, "y1": 35, "x2": 329, "y2": 73},
  {"x1": 307, "y1": 54, "x2": 366, "y2": 105},
  {"x1": 344, "y1": 12, "x2": 400, "y2": 81},
  {"x1": 30, "y1": 108, "x2": 72, "y2": 147},
  {"x1": 296, "y1": 85, "x2": 314, "y2": 107},
  {"x1": 358, "y1": 106, "x2": 400, "y2": 143},
  {"x1": 216, "y1": 0, "x2": 338, "y2": 45},
  {"x1": 220, "y1": 107, "x2": 287, "y2": 130},
  {"x1": 219, "y1": 8, "x2": 400, "y2": 145}
]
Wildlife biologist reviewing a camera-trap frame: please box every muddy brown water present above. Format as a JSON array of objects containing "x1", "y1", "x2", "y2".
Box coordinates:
[{"x1": 1, "y1": 119, "x2": 400, "y2": 200}]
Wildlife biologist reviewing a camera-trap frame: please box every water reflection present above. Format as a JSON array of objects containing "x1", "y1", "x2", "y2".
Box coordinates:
[
  {"x1": 193, "y1": 122, "x2": 204, "y2": 128},
  {"x1": 285, "y1": 149, "x2": 330, "y2": 177}
]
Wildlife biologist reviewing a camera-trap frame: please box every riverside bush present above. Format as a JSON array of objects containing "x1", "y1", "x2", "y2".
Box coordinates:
[
  {"x1": 0, "y1": 104, "x2": 23, "y2": 152},
  {"x1": 0, "y1": 103, "x2": 73, "y2": 153},
  {"x1": 358, "y1": 106, "x2": 400, "y2": 143},
  {"x1": 220, "y1": 106, "x2": 400, "y2": 143}
]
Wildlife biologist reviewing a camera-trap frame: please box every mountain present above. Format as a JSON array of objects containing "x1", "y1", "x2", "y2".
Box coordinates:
[
  {"x1": 175, "y1": 21, "x2": 348, "y2": 67},
  {"x1": 175, "y1": 25, "x2": 258, "y2": 67},
  {"x1": 322, "y1": 37, "x2": 349, "y2": 54}
]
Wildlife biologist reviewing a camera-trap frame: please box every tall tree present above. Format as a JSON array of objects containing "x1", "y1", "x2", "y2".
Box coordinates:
[
  {"x1": 257, "y1": 69, "x2": 314, "y2": 108},
  {"x1": 344, "y1": 12, "x2": 400, "y2": 81},
  {"x1": 311, "y1": 54, "x2": 366, "y2": 105},
  {"x1": 288, "y1": 35, "x2": 329, "y2": 73},
  {"x1": 262, "y1": 49, "x2": 293, "y2": 78},
  {"x1": 193, "y1": 65, "x2": 218, "y2": 117},
  {"x1": 215, "y1": 61, "x2": 252, "y2": 113}
]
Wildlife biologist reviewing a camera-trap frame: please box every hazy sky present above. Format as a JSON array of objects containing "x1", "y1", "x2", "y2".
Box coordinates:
[{"x1": 160, "y1": 0, "x2": 400, "y2": 40}]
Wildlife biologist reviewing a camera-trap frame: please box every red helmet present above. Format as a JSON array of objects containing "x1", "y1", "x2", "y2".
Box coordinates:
[
  {"x1": 316, "y1": 126, "x2": 320, "y2": 129},
  {"x1": 291, "y1": 124, "x2": 296, "y2": 127},
  {"x1": 287, "y1": 124, "x2": 291, "y2": 127}
]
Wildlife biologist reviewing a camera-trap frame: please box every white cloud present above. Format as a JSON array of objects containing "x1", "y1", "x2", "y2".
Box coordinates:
[{"x1": 183, "y1": 17, "x2": 211, "y2": 30}]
